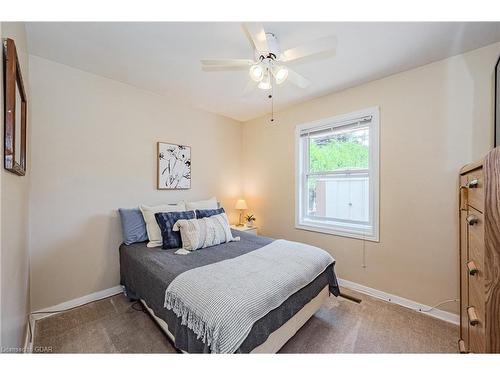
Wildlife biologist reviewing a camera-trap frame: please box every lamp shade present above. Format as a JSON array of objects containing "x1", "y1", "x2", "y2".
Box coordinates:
[
  {"x1": 257, "y1": 71, "x2": 271, "y2": 90},
  {"x1": 249, "y1": 63, "x2": 264, "y2": 82},
  {"x1": 272, "y1": 65, "x2": 288, "y2": 84},
  {"x1": 235, "y1": 199, "x2": 248, "y2": 210}
]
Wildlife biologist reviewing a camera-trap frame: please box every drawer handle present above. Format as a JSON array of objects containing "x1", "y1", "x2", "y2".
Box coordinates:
[
  {"x1": 466, "y1": 179, "x2": 479, "y2": 188},
  {"x1": 467, "y1": 260, "x2": 479, "y2": 276},
  {"x1": 467, "y1": 306, "x2": 480, "y2": 326},
  {"x1": 466, "y1": 215, "x2": 478, "y2": 226}
]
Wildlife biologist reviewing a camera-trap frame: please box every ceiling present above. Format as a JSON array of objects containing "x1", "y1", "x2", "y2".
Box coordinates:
[{"x1": 26, "y1": 22, "x2": 500, "y2": 122}]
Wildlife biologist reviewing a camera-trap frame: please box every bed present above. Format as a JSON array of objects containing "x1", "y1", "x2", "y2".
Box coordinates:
[{"x1": 119, "y1": 229, "x2": 339, "y2": 353}]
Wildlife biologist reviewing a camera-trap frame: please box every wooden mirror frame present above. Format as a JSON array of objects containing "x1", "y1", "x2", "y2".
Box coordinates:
[{"x1": 3, "y1": 38, "x2": 27, "y2": 176}]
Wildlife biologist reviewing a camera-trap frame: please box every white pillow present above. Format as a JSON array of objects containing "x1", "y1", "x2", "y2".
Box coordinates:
[
  {"x1": 140, "y1": 203, "x2": 186, "y2": 247},
  {"x1": 173, "y1": 213, "x2": 239, "y2": 251},
  {"x1": 185, "y1": 197, "x2": 218, "y2": 210}
]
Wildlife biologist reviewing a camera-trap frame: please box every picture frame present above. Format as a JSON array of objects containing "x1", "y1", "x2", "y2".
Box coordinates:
[
  {"x1": 157, "y1": 142, "x2": 191, "y2": 190},
  {"x1": 3, "y1": 38, "x2": 27, "y2": 176}
]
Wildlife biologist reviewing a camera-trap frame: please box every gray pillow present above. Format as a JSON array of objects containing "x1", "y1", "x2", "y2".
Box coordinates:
[
  {"x1": 118, "y1": 208, "x2": 148, "y2": 245},
  {"x1": 172, "y1": 213, "x2": 239, "y2": 251}
]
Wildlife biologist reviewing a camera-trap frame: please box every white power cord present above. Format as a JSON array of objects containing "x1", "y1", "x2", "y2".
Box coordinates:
[
  {"x1": 417, "y1": 298, "x2": 459, "y2": 312},
  {"x1": 344, "y1": 287, "x2": 459, "y2": 314}
]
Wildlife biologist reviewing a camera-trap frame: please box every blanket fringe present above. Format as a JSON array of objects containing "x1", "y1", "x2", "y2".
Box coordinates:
[{"x1": 165, "y1": 291, "x2": 221, "y2": 353}]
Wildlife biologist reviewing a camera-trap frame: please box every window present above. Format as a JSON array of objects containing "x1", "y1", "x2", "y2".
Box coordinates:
[{"x1": 295, "y1": 107, "x2": 379, "y2": 241}]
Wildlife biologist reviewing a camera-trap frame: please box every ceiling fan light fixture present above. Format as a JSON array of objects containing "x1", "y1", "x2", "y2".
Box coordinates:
[
  {"x1": 272, "y1": 65, "x2": 289, "y2": 84},
  {"x1": 249, "y1": 63, "x2": 264, "y2": 82},
  {"x1": 257, "y1": 71, "x2": 272, "y2": 90}
]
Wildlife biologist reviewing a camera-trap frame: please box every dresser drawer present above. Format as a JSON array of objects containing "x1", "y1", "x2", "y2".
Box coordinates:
[
  {"x1": 467, "y1": 207, "x2": 484, "y2": 272},
  {"x1": 466, "y1": 207, "x2": 486, "y2": 353},
  {"x1": 468, "y1": 296, "x2": 486, "y2": 352},
  {"x1": 463, "y1": 168, "x2": 484, "y2": 213}
]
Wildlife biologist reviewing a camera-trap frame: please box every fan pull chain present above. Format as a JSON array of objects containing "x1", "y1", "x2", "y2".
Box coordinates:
[{"x1": 269, "y1": 83, "x2": 275, "y2": 123}]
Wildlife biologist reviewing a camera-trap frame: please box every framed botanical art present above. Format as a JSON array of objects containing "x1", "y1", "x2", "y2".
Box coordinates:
[
  {"x1": 3, "y1": 38, "x2": 27, "y2": 176},
  {"x1": 157, "y1": 142, "x2": 191, "y2": 190}
]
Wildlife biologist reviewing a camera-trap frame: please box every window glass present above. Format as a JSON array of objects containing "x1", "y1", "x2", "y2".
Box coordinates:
[{"x1": 296, "y1": 108, "x2": 379, "y2": 241}]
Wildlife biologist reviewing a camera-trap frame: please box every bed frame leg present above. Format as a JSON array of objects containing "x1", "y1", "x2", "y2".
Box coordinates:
[{"x1": 339, "y1": 292, "x2": 362, "y2": 303}]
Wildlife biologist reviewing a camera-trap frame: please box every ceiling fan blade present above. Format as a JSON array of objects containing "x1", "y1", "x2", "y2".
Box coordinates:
[
  {"x1": 281, "y1": 35, "x2": 337, "y2": 63},
  {"x1": 201, "y1": 58, "x2": 253, "y2": 67},
  {"x1": 287, "y1": 68, "x2": 311, "y2": 89},
  {"x1": 242, "y1": 23, "x2": 269, "y2": 54}
]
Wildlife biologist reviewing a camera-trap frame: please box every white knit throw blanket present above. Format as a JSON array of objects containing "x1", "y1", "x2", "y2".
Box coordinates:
[{"x1": 164, "y1": 239, "x2": 334, "y2": 353}]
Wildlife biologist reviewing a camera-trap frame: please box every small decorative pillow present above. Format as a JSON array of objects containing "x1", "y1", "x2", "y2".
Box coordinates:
[
  {"x1": 140, "y1": 203, "x2": 186, "y2": 247},
  {"x1": 173, "y1": 213, "x2": 239, "y2": 251},
  {"x1": 185, "y1": 197, "x2": 218, "y2": 210},
  {"x1": 155, "y1": 210, "x2": 196, "y2": 249},
  {"x1": 195, "y1": 207, "x2": 225, "y2": 219},
  {"x1": 118, "y1": 208, "x2": 148, "y2": 245}
]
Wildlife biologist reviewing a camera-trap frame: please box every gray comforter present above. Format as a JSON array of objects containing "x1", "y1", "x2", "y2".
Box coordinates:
[{"x1": 119, "y1": 230, "x2": 339, "y2": 353}]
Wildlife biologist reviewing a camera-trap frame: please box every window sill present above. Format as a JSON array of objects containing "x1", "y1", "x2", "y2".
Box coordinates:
[{"x1": 295, "y1": 221, "x2": 379, "y2": 242}]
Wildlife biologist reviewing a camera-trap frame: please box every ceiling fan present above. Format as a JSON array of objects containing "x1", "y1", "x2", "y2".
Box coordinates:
[{"x1": 201, "y1": 23, "x2": 337, "y2": 92}]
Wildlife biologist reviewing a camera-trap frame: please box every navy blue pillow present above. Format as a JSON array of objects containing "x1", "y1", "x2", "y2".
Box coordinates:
[
  {"x1": 118, "y1": 208, "x2": 148, "y2": 245},
  {"x1": 155, "y1": 210, "x2": 196, "y2": 249},
  {"x1": 195, "y1": 207, "x2": 225, "y2": 219}
]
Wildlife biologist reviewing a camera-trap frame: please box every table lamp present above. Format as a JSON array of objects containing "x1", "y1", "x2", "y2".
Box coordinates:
[{"x1": 234, "y1": 199, "x2": 248, "y2": 226}]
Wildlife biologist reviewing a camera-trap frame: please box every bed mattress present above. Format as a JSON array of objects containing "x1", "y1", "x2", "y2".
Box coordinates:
[{"x1": 119, "y1": 230, "x2": 339, "y2": 353}]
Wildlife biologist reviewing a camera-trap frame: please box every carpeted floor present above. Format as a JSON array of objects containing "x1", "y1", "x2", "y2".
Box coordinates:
[{"x1": 33, "y1": 289, "x2": 458, "y2": 353}]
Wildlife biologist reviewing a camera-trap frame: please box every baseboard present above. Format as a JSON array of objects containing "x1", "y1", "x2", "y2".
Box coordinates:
[
  {"x1": 23, "y1": 285, "x2": 123, "y2": 352},
  {"x1": 338, "y1": 278, "x2": 459, "y2": 325}
]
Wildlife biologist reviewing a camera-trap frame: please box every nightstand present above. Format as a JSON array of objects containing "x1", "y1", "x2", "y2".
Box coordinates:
[{"x1": 230, "y1": 225, "x2": 258, "y2": 235}]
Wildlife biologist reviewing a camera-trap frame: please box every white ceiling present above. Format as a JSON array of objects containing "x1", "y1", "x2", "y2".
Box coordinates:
[{"x1": 26, "y1": 22, "x2": 500, "y2": 122}]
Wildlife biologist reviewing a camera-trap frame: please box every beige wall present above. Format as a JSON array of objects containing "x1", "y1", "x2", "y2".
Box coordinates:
[
  {"x1": 1, "y1": 22, "x2": 31, "y2": 350},
  {"x1": 28, "y1": 56, "x2": 243, "y2": 310},
  {"x1": 242, "y1": 42, "x2": 500, "y2": 314}
]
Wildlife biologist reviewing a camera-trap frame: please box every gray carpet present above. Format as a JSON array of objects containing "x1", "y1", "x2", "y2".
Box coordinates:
[{"x1": 33, "y1": 289, "x2": 458, "y2": 353}]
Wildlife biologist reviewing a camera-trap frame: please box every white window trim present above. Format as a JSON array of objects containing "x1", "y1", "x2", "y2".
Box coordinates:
[{"x1": 295, "y1": 106, "x2": 380, "y2": 242}]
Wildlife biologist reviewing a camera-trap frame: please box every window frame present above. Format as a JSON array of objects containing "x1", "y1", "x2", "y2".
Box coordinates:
[{"x1": 295, "y1": 106, "x2": 380, "y2": 242}]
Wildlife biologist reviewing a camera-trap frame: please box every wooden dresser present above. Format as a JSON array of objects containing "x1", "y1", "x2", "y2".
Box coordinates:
[{"x1": 458, "y1": 147, "x2": 500, "y2": 353}]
